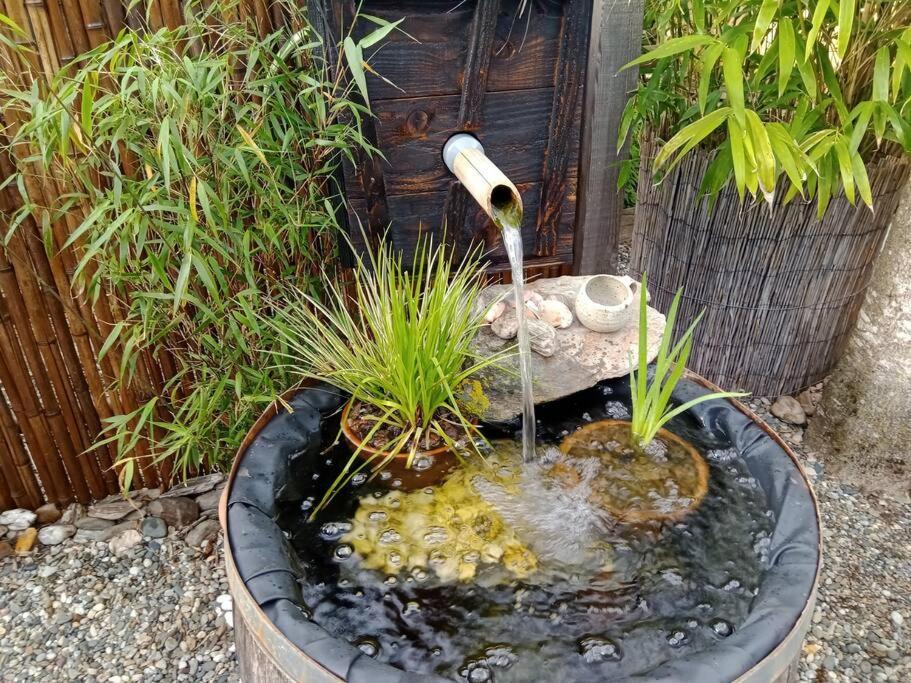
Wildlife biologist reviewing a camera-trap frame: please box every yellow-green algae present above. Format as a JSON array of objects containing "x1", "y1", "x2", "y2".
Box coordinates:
[{"x1": 342, "y1": 456, "x2": 537, "y2": 583}]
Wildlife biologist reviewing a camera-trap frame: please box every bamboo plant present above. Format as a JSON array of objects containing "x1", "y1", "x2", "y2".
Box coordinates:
[
  {"x1": 621, "y1": 1, "x2": 911, "y2": 215},
  {"x1": 629, "y1": 274, "x2": 747, "y2": 446},
  {"x1": 0, "y1": 1, "x2": 397, "y2": 487}
]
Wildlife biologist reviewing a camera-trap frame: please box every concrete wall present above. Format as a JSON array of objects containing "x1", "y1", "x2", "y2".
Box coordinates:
[{"x1": 808, "y1": 177, "x2": 911, "y2": 498}]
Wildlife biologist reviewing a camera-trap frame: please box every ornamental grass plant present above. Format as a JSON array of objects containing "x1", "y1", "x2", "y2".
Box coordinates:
[
  {"x1": 266, "y1": 238, "x2": 507, "y2": 515},
  {"x1": 629, "y1": 274, "x2": 747, "y2": 447}
]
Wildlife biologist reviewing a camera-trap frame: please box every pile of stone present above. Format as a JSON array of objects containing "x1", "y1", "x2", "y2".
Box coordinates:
[
  {"x1": 469, "y1": 276, "x2": 666, "y2": 422},
  {"x1": 0, "y1": 473, "x2": 226, "y2": 561}
]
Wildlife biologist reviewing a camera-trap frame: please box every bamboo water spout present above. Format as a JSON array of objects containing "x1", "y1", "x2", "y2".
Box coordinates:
[
  {"x1": 442, "y1": 134, "x2": 524, "y2": 228},
  {"x1": 443, "y1": 134, "x2": 535, "y2": 461}
]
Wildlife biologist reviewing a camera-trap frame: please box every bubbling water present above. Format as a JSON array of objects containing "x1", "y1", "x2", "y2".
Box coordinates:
[{"x1": 281, "y1": 387, "x2": 775, "y2": 681}]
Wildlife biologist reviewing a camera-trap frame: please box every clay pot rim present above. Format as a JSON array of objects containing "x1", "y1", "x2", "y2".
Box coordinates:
[
  {"x1": 559, "y1": 418, "x2": 709, "y2": 524},
  {"x1": 340, "y1": 399, "x2": 457, "y2": 461}
]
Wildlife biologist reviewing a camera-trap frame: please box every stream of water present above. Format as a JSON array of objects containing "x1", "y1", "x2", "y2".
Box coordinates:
[{"x1": 501, "y1": 225, "x2": 536, "y2": 461}]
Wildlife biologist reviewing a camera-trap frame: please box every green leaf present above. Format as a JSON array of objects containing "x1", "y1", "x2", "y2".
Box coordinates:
[
  {"x1": 745, "y1": 110, "x2": 776, "y2": 201},
  {"x1": 751, "y1": 0, "x2": 778, "y2": 52},
  {"x1": 80, "y1": 71, "x2": 97, "y2": 138},
  {"x1": 98, "y1": 321, "x2": 127, "y2": 361},
  {"x1": 837, "y1": 0, "x2": 855, "y2": 60},
  {"x1": 873, "y1": 47, "x2": 890, "y2": 103},
  {"x1": 172, "y1": 252, "x2": 192, "y2": 315},
  {"x1": 358, "y1": 18, "x2": 403, "y2": 50},
  {"x1": 698, "y1": 43, "x2": 724, "y2": 114},
  {"x1": 693, "y1": 0, "x2": 706, "y2": 33},
  {"x1": 343, "y1": 37, "x2": 370, "y2": 107},
  {"x1": 767, "y1": 123, "x2": 805, "y2": 193},
  {"x1": 728, "y1": 117, "x2": 748, "y2": 200},
  {"x1": 653, "y1": 107, "x2": 732, "y2": 171},
  {"x1": 851, "y1": 150, "x2": 873, "y2": 208},
  {"x1": 833, "y1": 138, "x2": 855, "y2": 205},
  {"x1": 806, "y1": 0, "x2": 830, "y2": 62},
  {"x1": 778, "y1": 18, "x2": 796, "y2": 97},
  {"x1": 622, "y1": 35, "x2": 718, "y2": 70},
  {"x1": 722, "y1": 46, "x2": 746, "y2": 124}
]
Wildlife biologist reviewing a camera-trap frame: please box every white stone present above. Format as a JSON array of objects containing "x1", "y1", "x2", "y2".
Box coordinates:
[
  {"x1": 491, "y1": 312, "x2": 519, "y2": 340},
  {"x1": 771, "y1": 396, "x2": 807, "y2": 425},
  {"x1": 891, "y1": 611, "x2": 904, "y2": 627},
  {"x1": 0, "y1": 509, "x2": 37, "y2": 531},
  {"x1": 37, "y1": 524, "x2": 76, "y2": 546},
  {"x1": 484, "y1": 301, "x2": 506, "y2": 324},
  {"x1": 528, "y1": 319, "x2": 557, "y2": 357},
  {"x1": 108, "y1": 529, "x2": 143, "y2": 556}
]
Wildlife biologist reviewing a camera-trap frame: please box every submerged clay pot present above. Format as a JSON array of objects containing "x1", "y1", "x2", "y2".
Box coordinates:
[
  {"x1": 557, "y1": 419, "x2": 709, "y2": 524},
  {"x1": 340, "y1": 400, "x2": 457, "y2": 490}
]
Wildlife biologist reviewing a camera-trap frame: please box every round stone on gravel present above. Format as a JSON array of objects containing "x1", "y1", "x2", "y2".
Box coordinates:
[
  {"x1": 0, "y1": 508, "x2": 37, "y2": 531},
  {"x1": 38, "y1": 524, "x2": 76, "y2": 546},
  {"x1": 142, "y1": 516, "x2": 168, "y2": 539},
  {"x1": 186, "y1": 519, "x2": 220, "y2": 549}
]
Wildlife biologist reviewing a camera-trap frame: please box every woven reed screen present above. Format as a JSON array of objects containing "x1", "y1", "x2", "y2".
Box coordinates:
[
  {"x1": 632, "y1": 136, "x2": 910, "y2": 397},
  {"x1": 0, "y1": 0, "x2": 285, "y2": 508}
]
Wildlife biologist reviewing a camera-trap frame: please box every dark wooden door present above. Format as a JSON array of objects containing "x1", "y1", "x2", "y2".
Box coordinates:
[{"x1": 312, "y1": 0, "x2": 592, "y2": 275}]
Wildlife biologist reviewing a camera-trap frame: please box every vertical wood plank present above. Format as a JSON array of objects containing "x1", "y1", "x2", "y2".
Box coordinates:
[
  {"x1": 443, "y1": 0, "x2": 500, "y2": 253},
  {"x1": 573, "y1": 0, "x2": 644, "y2": 275},
  {"x1": 535, "y1": 0, "x2": 592, "y2": 257}
]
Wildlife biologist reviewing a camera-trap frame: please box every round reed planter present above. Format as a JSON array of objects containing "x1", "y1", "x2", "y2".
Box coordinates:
[{"x1": 632, "y1": 134, "x2": 910, "y2": 396}]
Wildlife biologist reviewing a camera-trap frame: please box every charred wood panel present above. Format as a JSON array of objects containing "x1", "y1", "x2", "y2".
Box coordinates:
[{"x1": 319, "y1": 0, "x2": 592, "y2": 272}]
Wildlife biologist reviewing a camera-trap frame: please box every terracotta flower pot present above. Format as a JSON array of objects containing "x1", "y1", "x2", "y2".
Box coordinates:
[
  {"x1": 340, "y1": 400, "x2": 458, "y2": 490},
  {"x1": 557, "y1": 419, "x2": 709, "y2": 524}
]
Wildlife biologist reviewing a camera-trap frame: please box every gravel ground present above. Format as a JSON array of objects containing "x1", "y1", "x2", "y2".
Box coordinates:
[
  {"x1": 747, "y1": 398, "x2": 911, "y2": 683},
  {"x1": 0, "y1": 531, "x2": 238, "y2": 682},
  {"x1": 0, "y1": 388, "x2": 908, "y2": 683}
]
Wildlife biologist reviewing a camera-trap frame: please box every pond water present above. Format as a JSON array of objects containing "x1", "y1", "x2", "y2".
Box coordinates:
[{"x1": 278, "y1": 382, "x2": 774, "y2": 681}]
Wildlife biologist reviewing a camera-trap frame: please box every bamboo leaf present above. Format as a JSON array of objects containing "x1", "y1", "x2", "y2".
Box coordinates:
[
  {"x1": 722, "y1": 46, "x2": 746, "y2": 124},
  {"x1": 188, "y1": 175, "x2": 198, "y2": 223},
  {"x1": 698, "y1": 43, "x2": 724, "y2": 114},
  {"x1": 778, "y1": 18, "x2": 795, "y2": 97},
  {"x1": 622, "y1": 35, "x2": 718, "y2": 70},
  {"x1": 751, "y1": 0, "x2": 779, "y2": 52},
  {"x1": 80, "y1": 71, "x2": 97, "y2": 138},
  {"x1": 745, "y1": 110, "x2": 776, "y2": 201},
  {"x1": 837, "y1": 0, "x2": 855, "y2": 60},
  {"x1": 851, "y1": 150, "x2": 873, "y2": 209},
  {"x1": 833, "y1": 138, "x2": 855, "y2": 205},
  {"x1": 343, "y1": 37, "x2": 370, "y2": 106},
  {"x1": 728, "y1": 117, "x2": 748, "y2": 200},
  {"x1": 806, "y1": 0, "x2": 830, "y2": 62},
  {"x1": 654, "y1": 108, "x2": 732, "y2": 171},
  {"x1": 873, "y1": 47, "x2": 890, "y2": 103},
  {"x1": 172, "y1": 253, "x2": 192, "y2": 315},
  {"x1": 358, "y1": 18, "x2": 403, "y2": 50}
]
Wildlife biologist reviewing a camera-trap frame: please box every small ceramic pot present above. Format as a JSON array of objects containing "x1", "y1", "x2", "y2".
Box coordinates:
[{"x1": 574, "y1": 275, "x2": 641, "y2": 333}]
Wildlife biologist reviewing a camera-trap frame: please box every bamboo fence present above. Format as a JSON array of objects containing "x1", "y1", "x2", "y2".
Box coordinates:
[
  {"x1": 0, "y1": 0, "x2": 280, "y2": 508},
  {"x1": 632, "y1": 135, "x2": 910, "y2": 397}
]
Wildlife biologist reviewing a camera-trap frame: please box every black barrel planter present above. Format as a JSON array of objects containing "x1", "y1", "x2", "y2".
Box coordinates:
[{"x1": 220, "y1": 377, "x2": 821, "y2": 683}]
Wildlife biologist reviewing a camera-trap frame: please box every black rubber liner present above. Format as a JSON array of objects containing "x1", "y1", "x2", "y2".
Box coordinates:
[{"x1": 226, "y1": 379, "x2": 820, "y2": 683}]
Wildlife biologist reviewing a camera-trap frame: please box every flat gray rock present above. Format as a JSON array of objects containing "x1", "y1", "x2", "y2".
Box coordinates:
[{"x1": 468, "y1": 276, "x2": 665, "y2": 423}]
